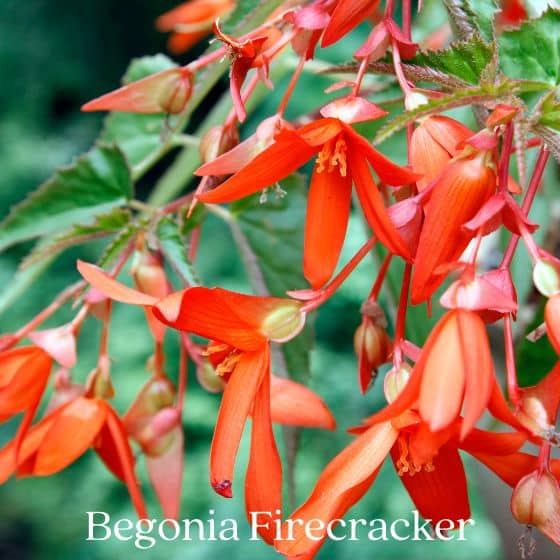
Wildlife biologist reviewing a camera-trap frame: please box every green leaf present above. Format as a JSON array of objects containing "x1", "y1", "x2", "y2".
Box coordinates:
[
  {"x1": 466, "y1": 0, "x2": 499, "y2": 40},
  {"x1": 97, "y1": 222, "x2": 139, "y2": 268},
  {"x1": 21, "y1": 208, "x2": 132, "y2": 268},
  {"x1": 0, "y1": 144, "x2": 132, "y2": 252},
  {"x1": 232, "y1": 175, "x2": 313, "y2": 383},
  {"x1": 409, "y1": 34, "x2": 494, "y2": 84},
  {"x1": 156, "y1": 216, "x2": 200, "y2": 286},
  {"x1": 538, "y1": 90, "x2": 560, "y2": 131},
  {"x1": 100, "y1": 54, "x2": 177, "y2": 167},
  {"x1": 499, "y1": 8, "x2": 560, "y2": 85}
]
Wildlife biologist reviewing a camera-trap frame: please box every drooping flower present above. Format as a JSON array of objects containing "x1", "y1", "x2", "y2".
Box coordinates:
[
  {"x1": 0, "y1": 347, "x2": 52, "y2": 459},
  {"x1": 0, "y1": 395, "x2": 148, "y2": 519},
  {"x1": 411, "y1": 148, "x2": 497, "y2": 304},
  {"x1": 363, "y1": 309, "x2": 495, "y2": 439},
  {"x1": 77, "y1": 260, "x2": 336, "y2": 544},
  {"x1": 196, "y1": 107, "x2": 417, "y2": 289},
  {"x1": 156, "y1": 0, "x2": 235, "y2": 54},
  {"x1": 82, "y1": 66, "x2": 194, "y2": 114},
  {"x1": 275, "y1": 365, "x2": 525, "y2": 558}
]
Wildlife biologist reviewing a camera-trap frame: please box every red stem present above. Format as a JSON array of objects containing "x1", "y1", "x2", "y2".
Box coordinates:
[
  {"x1": 393, "y1": 263, "x2": 412, "y2": 367},
  {"x1": 503, "y1": 314, "x2": 521, "y2": 407},
  {"x1": 370, "y1": 252, "x2": 393, "y2": 300}
]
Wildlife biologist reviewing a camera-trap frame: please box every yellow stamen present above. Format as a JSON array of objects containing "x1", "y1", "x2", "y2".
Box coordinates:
[
  {"x1": 396, "y1": 434, "x2": 437, "y2": 477},
  {"x1": 316, "y1": 137, "x2": 348, "y2": 176}
]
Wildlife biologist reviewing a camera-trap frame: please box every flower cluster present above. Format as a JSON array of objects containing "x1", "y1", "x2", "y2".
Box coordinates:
[{"x1": 1, "y1": 0, "x2": 559, "y2": 557}]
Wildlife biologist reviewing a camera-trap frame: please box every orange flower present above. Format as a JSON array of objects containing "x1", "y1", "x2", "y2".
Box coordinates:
[
  {"x1": 411, "y1": 150, "x2": 496, "y2": 304},
  {"x1": 77, "y1": 260, "x2": 336, "y2": 544},
  {"x1": 0, "y1": 347, "x2": 52, "y2": 460},
  {"x1": 545, "y1": 293, "x2": 560, "y2": 355},
  {"x1": 0, "y1": 396, "x2": 147, "y2": 519},
  {"x1": 156, "y1": 0, "x2": 235, "y2": 54},
  {"x1": 197, "y1": 113, "x2": 417, "y2": 289},
  {"x1": 275, "y1": 392, "x2": 524, "y2": 558},
  {"x1": 364, "y1": 309, "x2": 495, "y2": 439}
]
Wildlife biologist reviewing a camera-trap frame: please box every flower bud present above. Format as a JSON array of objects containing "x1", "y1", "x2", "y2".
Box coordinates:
[
  {"x1": 136, "y1": 407, "x2": 182, "y2": 456},
  {"x1": 405, "y1": 91, "x2": 429, "y2": 112},
  {"x1": 86, "y1": 356, "x2": 115, "y2": 399},
  {"x1": 261, "y1": 301, "x2": 306, "y2": 343},
  {"x1": 354, "y1": 316, "x2": 392, "y2": 393},
  {"x1": 199, "y1": 125, "x2": 240, "y2": 165},
  {"x1": 533, "y1": 258, "x2": 560, "y2": 297},
  {"x1": 132, "y1": 252, "x2": 169, "y2": 300},
  {"x1": 158, "y1": 69, "x2": 193, "y2": 114},
  {"x1": 384, "y1": 363, "x2": 412, "y2": 404},
  {"x1": 196, "y1": 358, "x2": 226, "y2": 393},
  {"x1": 511, "y1": 469, "x2": 560, "y2": 545}
]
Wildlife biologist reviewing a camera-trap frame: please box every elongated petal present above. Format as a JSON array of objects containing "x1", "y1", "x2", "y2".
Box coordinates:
[
  {"x1": 270, "y1": 376, "x2": 336, "y2": 430},
  {"x1": 82, "y1": 68, "x2": 193, "y2": 114},
  {"x1": 304, "y1": 166, "x2": 352, "y2": 289},
  {"x1": 146, "y1": 426, "x2": 184, "y2": 519},
  {"x1": 393, "y1": 443, "x2": 470, "y2": 526},
  {"x1": 345, "y1": 126, "x2": 418, "y2": 186},
  {"x1": 245, "y1": 372, "x2": 282, "y2": 544},
  {"x1": 196, "y1": 134, "x2": 260, "y2": 177},
  {"x1": 422, "y1": 116, "x2": 473, "y2": 154},
  {"x1": 411, "y1": 155, "x2": 496, "y2": 304},
  {"x1": 196, "y1": 132, "x2": 317, "y2": 203},
  {"x1": 468, "y1": 450, "x2": 537, "y2": 488},
  {"x1": 156, "y1": 0, "x2": 234, "y2": 31},
  {"x1": 95, "y1": 423, "x2": 127, "y2": 482},
  {"x1": 322, "y1": 0, "x2": 380, "y2": 47},
  {"x1": 348, "y1": 148, "x2": 411, "y2": 259},
  {"x1": 418, "y1": 310, "x2": 493, "y2": 437},
  {"x1": 33, "y1": 397, "x2": 107, "y2": 475},
  {"x1": 104, "y1": 406, "x2": 148, "y2": 519},
  {"x1": 154, "y1": 288, "x2": 269, "y2": 351},
  {"x1": 77, "y1": 261, "x2": 158, "y2": 306},
  {"x1": 459, "y1": 428, "x2": 526, "y2": 455},
  {"x1": 210, "y1": 348, "x2": 269, "y2": 497},
  {"x1": 275, "y1": 421, "x2": 397, "y2": 557}
]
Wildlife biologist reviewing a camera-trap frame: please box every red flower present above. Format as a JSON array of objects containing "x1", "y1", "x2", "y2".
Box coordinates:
[
  {"x1": 197, "y1": 113, "x2": 417, "y2": 289},
  {"x1": 411, "y1": 150, "x2": 497, "y2": 304},
  {"x1": 0, "y1": 396, "x2": 148, "y2": 519},
  {"x1": 321, "y1": 0, "x2": 381, "y2": 47}
]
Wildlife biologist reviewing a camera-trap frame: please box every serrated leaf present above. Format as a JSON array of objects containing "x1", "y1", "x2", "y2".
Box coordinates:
[
  {"x1": 0, "y1": 144, "x2": 132, "y2": 252},
  {"x1": 21, "y1": 208, "x2": 132, "y2": 269},
  {"x1": 374, "y1": 81, "x2": 514, "y2": 144},
  {"x1": 100, "y1": 55, "x2": 177, "y2": 167},
  {"x1": 539, "y1": 90, "x2": 560, "y2": 131},
  {"x1": 232, "y1": 175, "x2": 313, "y2": 383},
  {"x1": 409, "y1": 34, "x2": 494, "y2": 84},
  {"x1": 499, "y1": 8, "x2": 560, "y2": 85},
  {"x1": 466, "y1": 0, "x2": 499, "y2": 40},
  {"x1": 97, "y1": 223, "x2": 139, "y2": 268},
  {"x1": 156, "y1": 217, "x2": 200, "y2": 286}
]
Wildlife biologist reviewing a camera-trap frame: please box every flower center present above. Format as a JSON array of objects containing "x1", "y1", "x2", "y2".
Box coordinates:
[
  {"x1": 205, "y1": 342, "x2": 242, "y2": 377},
  {"x1": 316, "y1": 137, "x2": 348, "y2": 176},
  {"x1": 395, "y1": 434, "x2": 435, "y2": 477}
]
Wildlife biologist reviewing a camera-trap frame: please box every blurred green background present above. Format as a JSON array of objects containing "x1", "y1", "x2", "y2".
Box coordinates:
[{"x1": 0, "y1": 1, "x2": 557, "y2": 559}]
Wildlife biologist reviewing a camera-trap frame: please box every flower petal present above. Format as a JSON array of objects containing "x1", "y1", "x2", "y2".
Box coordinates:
[
  {"x1": 33, "y1": 397, "x2": 107, "y2": 475},
  {"x1": 304, "y1": 165, "x2": 352, "y2": 289},
  {"x1": 153, "y1": 287, "x2": 272, "y2": 351},
  {"x1": 77, "y1": 261, "x2": 158, "y2": 306},
  {"x1": 275, "y1": 421, "x2": 397, "y2": 557},
  {"x1": 196, "y1": 131, "x2": 317, "y2": 203},
  {"x1": 210, "y1": 348, "x2": 269, "y2": 497},
  {"x1": 270, "y1": 376, "x2": 336, "y2": 430},
  {"x1": 322, "y1": 0, "x2": 380, "y2": 47},
  {"x1": 348, "y1": 148, "x2": 411, "y2": 259},
  {"x1": 393, "y1": 443, "x2": 470, "y2": 526},
  {"x1": 245, "y1": 372, "x2": 282, "y2": 544}
]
